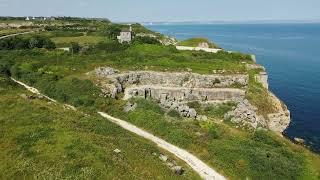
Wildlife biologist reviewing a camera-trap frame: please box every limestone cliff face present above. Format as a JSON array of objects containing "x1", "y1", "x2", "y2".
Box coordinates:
[
  {"x1": 94, "y1": 67, "x2": 290, "y2": 133},
  {"x1": 267, "y1": 92, "x2": 291, "y2": 133}
]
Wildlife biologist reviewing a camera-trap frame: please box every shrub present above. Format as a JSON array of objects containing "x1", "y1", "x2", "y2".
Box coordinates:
[
  {"x1": 167, "y1": 109, "x2": 181, "y2": 118},
  {"x1": 70, "y1": 42, "x2": 80, "y2": 53},
  {"x1": 133, "y1": 36, "x2": 160, "y2": 45},
  {"x1": 104, "y1": 24, "x2": 122, "y2": 39},
  {"x1": 0, "y1": 62, "x2": 12, "y2": 76},
  {"x1": 0, "y1": 36, "x2": 56, "y2": 50},
  {"x1": 96, "y1": 41, "x2": 128, "y2": 53},
  {"x1": 208, "y1": 125, "x2": 225, "y2": 139}
]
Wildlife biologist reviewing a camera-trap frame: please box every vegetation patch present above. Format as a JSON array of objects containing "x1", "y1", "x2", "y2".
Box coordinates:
[{"x1": 178, "y1": 37, "x2": 220, "y2": 49}]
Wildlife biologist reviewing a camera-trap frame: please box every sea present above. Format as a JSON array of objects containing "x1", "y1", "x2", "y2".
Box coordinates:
[{"x1": 146, "y1": 23, "x2": 320, "y2": 153}]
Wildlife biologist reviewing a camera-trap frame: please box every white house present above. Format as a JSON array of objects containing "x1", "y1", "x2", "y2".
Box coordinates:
[
  {"x1": 117, "y1": 26, "x2": 132, "y2": 43},
  {"x1": 25, "y1": 17, "x2": 30, "y2": 21}
]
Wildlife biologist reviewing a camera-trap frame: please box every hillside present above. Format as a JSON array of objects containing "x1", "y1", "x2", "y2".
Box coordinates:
[
  {"x1": 177, "y1": 37, "x2": 220, "y2": 49},
  {"x1": 0, "y1": 17, "x2": 319, "y2": 179}
]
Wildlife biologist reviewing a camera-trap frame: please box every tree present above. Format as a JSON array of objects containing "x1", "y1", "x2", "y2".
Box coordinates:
[
  {"x1": 0, "y1": 62, "x2": 11, "y2": 76},
  {"x1": 105, "y1": 24, "x2": 121, "y2": 39},
  {"x1": 43, "y1": 39, "x2": 56, "y2": 49},
  {"x1": 133, "y1": 36, "x2": 160, "y2": 45},
  {"x1": 71, "y1": 42, "x2": 80, "y2": 54},
  {"x1": 29, "y1": 38, "x2": 40, "y2": 49}
]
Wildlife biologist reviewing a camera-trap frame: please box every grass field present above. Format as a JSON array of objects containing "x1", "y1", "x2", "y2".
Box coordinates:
[
  {"x1": 0, "y1": 76, "x2": 199, "y2": 179},
  {"x1": 51, "y1": 36, "x2": 109, "y2": 47}
]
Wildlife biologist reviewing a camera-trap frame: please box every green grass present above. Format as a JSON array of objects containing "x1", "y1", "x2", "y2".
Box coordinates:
[
  {"x1": 177, "y1": 38, "x2": 220, "y2": 48},
  {"x1": 0, "y1": 77, "x2": 200, "y2": 179},
  {"x1": 246, "y1": 70, "x2": 278, "y2": 116},
  {"x1": 0, "y1": 29, "x2": 33, "y2": 37},
  {"x1": 51, "y1": 36, "x2": 109, "y2": 47},
  {"x1": 1, "y1": 20, "x2": 319, "y2": 179}
]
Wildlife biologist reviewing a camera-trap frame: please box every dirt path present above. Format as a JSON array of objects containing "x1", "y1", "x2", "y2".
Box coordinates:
[
  {"x1": 0, "y1": 31, "x2": 34, "y2": 40},
  {"x1": 11, "y1": 77, "x2": 226, "y2": 180},
  {"x1": 98, "y1": 112, "x2": 226, "y2": 180}
]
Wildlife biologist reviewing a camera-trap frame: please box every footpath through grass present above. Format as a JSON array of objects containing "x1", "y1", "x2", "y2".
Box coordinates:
[
  {"x1": 0, "y1": 77, "x2": 200, "y2": 179},
  {"x1": 101, "y1": 98, "x2": 320, "y2": 180}
]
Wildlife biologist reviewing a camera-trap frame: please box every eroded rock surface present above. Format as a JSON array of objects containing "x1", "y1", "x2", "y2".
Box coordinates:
[{"x1": 225, "y1": 99, "x2": 267, "y2": 129}]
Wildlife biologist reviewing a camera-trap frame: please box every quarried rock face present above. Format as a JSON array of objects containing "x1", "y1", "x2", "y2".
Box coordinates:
[
  {"x1": 94, "y1": 67, "x2": 291, "y2": 133},
  {"x1": 103, "y1": 71, "x2": 248, "y2": 89},
  {"x1": 124, "y1": 86, "x2": 245, "y2": 102}
]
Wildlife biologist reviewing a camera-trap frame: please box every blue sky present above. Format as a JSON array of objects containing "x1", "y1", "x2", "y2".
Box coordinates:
[{"x1": 0, "y1": 0, "x2": 320, "y2": 22}]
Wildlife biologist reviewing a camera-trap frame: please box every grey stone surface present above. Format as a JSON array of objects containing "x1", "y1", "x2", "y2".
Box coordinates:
[
  {"x1": 98, "y1": 70, "x2": 248, "y2": 89},
  {"x1": 124, "y1": 102, "x2": 137, "y2": 112},
  {"x1": 224, "y1": 99, "x2": 267, "y2": 129},
  {"x1": 159, "y1": 154, "x2": 168, "y2": 162},
  {"x1": 171, "y1": 166, "x2": 184, "y2": 175}
]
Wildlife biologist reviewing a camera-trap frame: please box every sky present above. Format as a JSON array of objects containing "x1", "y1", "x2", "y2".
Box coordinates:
[{"x1": 0, "y1": 0, "x2": 320, "y2": 22}]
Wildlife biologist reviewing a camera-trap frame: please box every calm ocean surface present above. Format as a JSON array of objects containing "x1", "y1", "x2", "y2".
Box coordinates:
[{"x1": 147, "y1": 23, "x2": 320, "y2": 152}]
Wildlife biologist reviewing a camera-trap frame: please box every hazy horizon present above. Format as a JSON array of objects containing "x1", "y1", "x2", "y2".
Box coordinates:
[{"x1": 1, "y1": 0, "x2": 320, "y2": 22}]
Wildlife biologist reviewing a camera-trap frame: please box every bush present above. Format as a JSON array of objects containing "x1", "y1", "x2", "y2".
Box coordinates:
[
  {"x1": 70, "y1": 42, "x2": 80, "y2": 53},
  {"x1": 104, "y1": 24, "x2": 121, "y2": 39},
  {"x1": 0, "y1": 36, "x2": 56, "y2": 50},
  {"x1": 0, "y1": 62, "x2": 12, "y2": 76},
  {"x1": 167, "y1": 109, "x2": 181, "y2": 118},
  {"x1": 208, "y1": 125, "x2": 225, "y2": 139},
  {"x1": 133, "y1": 36, "x2": 160, "y2": 45},
  {"x1": 96, "y1": 41, "x2": 128, "y2": 53}
]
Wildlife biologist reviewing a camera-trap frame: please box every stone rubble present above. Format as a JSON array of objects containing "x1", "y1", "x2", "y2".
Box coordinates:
[
  {"x1": 157, "y1": 153, "x2": 185, "y2": 175},
  {"x1": 224, "y1": 99, "x2": 267, "y2": 129}
]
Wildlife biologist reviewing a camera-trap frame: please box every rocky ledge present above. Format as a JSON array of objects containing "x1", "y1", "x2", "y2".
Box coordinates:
[{"x1": 94, "y1": 67, "x2": 290, "y2": 133}]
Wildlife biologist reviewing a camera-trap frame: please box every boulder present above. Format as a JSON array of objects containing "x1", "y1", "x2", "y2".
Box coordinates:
[
  {"x1": 294, "y1": 138, "x2": 305, "y2": 145},
  {"x1": 124, "y1": 102, "x2": 137, "y2": 112},
  {"x1": 113, "y1": 149, "x2": 121, "y2": 154},
  {"x1": 159, "y1": 154, "x2": 168, "y2": 162},
  {"x1": 187, "y1": 108, "x2": 197, "y2": 119},
  {"x1": 171, "y1": 166, "x2": 184, "y2": 175}
]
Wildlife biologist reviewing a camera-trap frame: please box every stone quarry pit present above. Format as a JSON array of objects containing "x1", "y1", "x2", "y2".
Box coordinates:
[{"x1": 94, "y1": 67, "x2": 290, "y2": 133}]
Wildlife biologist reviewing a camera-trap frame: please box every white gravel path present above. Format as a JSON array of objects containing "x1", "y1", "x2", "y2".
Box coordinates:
[{"x1": 98, "y1": 112, "x2": 226, "y2": 180}]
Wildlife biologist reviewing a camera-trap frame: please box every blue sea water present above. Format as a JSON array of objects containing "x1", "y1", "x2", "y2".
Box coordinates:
[{"x1": 147, "y1": 23, "x2": 320, "y2": 152}]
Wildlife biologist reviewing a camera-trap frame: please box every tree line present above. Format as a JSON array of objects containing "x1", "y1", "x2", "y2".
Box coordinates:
[{"x1": 0, "y1": 35, "x2": 56, "y2": 50}]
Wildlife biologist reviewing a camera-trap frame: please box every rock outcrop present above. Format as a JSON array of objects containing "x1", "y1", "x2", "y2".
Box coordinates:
[
  {"x1": 96, "y1": 67, "x2": 248, "y2": 89},
  {"x1": 95, "y1": 67, "x2": 290, "y2": 133},
  {"x1": 267, "y1": 93, "x2": 291, "y2": 133},
  {"x1": 225, "y1": 99, "x2": 267, "y2": 129}
]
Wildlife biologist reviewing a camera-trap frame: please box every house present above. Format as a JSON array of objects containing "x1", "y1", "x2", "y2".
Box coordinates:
[
  {"x1": 117, "y1": 26, "x2": 132, "y2": 43},
  {"x1": 25, "y1": 17, "x2": 30, "y2": 21}
]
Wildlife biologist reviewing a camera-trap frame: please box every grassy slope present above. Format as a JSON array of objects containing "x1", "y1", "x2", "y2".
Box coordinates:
[
  {"x1": 1, "y1": 21, "x2": 319, "y2": 179},
  {"x1": 0, "y1": 77, "x2": 200, "y2": 179},
  {"x1": 103, "y1": 98, "x2": 320, "y2": 180},
  {"x1": 178, "y1": 38, "x2": 220, "y2": 49}
]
